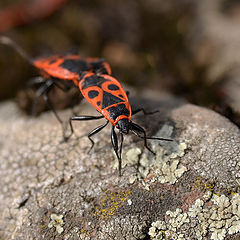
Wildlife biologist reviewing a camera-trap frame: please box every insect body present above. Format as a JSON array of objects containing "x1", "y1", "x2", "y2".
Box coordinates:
[
  {"x1": 68, "y1": 73, "x2": 172, "y2": 175},
  {"x1": 33, "y1": 55, "x2": 111, "y2": 87},
  {"x1": 79, "y1": 73, "x2": 131, "y2": 125},
  {"x1": 0, "y1": 36, "x2": 172, "y2": 175},
  {"x1": 0, "y1": 36, "x2": 111, "y2": 133},
  {"x1": 31, "y1": 55, "x2": 111, "y2": 126}
]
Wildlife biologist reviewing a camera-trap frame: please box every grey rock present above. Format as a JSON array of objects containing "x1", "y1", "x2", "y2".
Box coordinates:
[{"x1": 0, "y1": 95, "x2": 239, "y2": 240}]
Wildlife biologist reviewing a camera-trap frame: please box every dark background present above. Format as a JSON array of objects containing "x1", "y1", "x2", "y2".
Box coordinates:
[{"x1": 0, "y1": 0, "x2": 239, "y2": 126}]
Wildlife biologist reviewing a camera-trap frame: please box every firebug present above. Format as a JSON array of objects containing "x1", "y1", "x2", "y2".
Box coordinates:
[
  {"x1": 67, "y1": 72, "x2": 172, "y2": 175},
  {"x1": 0, "y1": 36, "x2": 111, "y2": 133}
]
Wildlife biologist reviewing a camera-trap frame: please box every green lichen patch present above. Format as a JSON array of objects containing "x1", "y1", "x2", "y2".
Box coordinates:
[{"x1": 148, "y1": 193, "x2": 240, "y2": 240}]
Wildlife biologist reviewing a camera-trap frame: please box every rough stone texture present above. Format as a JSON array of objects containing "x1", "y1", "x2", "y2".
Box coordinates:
[
  {"x1": 0, "y1": 93, "x2": 239, "y2": 239},
  {"x1": 171, "y1": 104, "x2": 240, "y2": 193}
]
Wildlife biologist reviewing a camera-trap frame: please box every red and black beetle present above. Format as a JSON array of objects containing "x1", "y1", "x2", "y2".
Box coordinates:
[
  {"x1": 0, "y1": 36, "x2": 111, "y2": 128},
  {"x1": 67, "y1": 73, "x2": 172, "y2": 175}
]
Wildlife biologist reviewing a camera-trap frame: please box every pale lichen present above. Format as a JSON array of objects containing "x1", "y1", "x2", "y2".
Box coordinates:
[
  {"x1": 112, "y1": 124, "x2": 188, "y2": 188},
  {"x1": 127, "y1": 199, "x2": 132, "y2": 206},
  {"x1": 149, "y1": 193, "x2": 240, "y2": 240},
  {"x1": 48, "y1": 213, "x2": 64, "y2": 234},
  {"x1": 149, "y1": 208, "x2": 189, "y2": 240}
]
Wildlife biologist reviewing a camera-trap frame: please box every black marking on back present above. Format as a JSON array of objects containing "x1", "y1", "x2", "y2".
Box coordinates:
[
  {"x1": 88, "y1": 90, "x2": 99, "y2": 99},
  {"x1": 81, "y1": 75, "x2": 109, "y2": 89},
  {"x1": 107, "y1": 103, "x2": 130, "y2": 121},
  {"x1": 102, "y1": 91, "x2": 123, "y2": 109},
  {"x1": 60, "y1": 59, "x2": 90, "y2": 74},
  {"x1": 108, "y1": 84, "x2": 119, "y2": 91}
]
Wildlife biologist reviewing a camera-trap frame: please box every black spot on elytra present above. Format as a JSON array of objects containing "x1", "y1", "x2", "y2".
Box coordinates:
[
  {"x1": 108, "y1": 84, "x2": 119, "y2": 91},
  {"x1": 88, "y1": 90, "x2": 99, "y2": 99}
]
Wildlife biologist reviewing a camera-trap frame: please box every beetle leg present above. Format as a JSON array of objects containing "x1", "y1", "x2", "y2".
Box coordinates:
[
  {"x1": 32, "y1": 79, "x2": 54, "y2": 116},
  {"x1": 111, "y1": 126, "x2": 123, "y2": 176},
  {"x1": 119, "y1": 132, "x2": 124, "y2": 175},
  {"x1": 30, "y1": 78, "x2": 72, "y2": 118},
  {"x1": 131, "y1": 122, "x2": 155, "y2": 155},
  {"x1": 87, "y1": 121, "x2": 109, "y2": 152},
  {"x1": 30, "y1": 78, "x2": 69, "y2": 140},
  {"x1": 28, "y1": 76, "x2": 46, "y2": 85},
  {"x1": 65, "y1": 115, "x2": 105, "y2": 141},
  {"x1": 52, "y1": 79, "x2": 73, "y2": 92},
  {"x1": 43, "y1": 90, "x2": 63, "y2": 125}
]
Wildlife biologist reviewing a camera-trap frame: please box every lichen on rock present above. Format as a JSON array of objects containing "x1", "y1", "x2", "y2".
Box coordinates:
[
  {"x1": 48, "y1": 213, "x2": 64, "y2": 234},
  {"x1": 0, "y1": 99, "x2": 239, "y2": 239},
  {"x1": 112, "y1": 124, "x2": 187, "y2": 189},
  {"x1": 149, "y1": 192, "x2": 240, "y2": 240}
]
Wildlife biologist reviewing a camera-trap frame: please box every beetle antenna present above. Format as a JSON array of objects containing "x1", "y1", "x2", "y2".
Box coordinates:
[
  {"x1": 144, "y1": 136, "x2": 173, "y2": 141},
  {"x1": 0, "y1": 36, "x2": 32, "y2": 64},
  {"x1": 132, "y1": 132, "x2": 173, "y2": 142}
]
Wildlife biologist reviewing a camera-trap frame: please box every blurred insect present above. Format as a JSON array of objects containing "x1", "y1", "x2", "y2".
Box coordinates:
[
  {"x1": 67, "y1": 72, "x2": 173, "y2": 176},
  {"x1": 0, "y1": 36, "x2": 111, "y2": 133},
  {"x1": 0, "y1": 0, "x2": 68, "y2": 33}
]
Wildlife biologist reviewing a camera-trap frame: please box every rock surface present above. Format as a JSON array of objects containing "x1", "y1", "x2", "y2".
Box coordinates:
[{"x1": 0, "y1": 94, "x2": 239, "y2": 240}]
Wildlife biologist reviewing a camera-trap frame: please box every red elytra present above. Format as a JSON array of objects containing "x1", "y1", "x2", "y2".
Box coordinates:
[
  {"x1": 67, "y1": 72, "x2": 173, "y2": 176},
  {"x1": 33, "y1": 55, "x2": 112, "y2": 86},
  {"x1": 79, "y1": 72, "x2": 131, "y2": 126},
  {"x1": 0, "y1": 36, "x2": 112, "y2": 137},
  {"x1": 0, "y1": 36, "x2": 173, "y2": 176}
]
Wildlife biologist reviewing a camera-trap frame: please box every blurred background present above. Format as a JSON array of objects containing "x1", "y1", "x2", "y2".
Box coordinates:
[{"x1": 0, "y1": 0, "x2": 239, "y2": 126}]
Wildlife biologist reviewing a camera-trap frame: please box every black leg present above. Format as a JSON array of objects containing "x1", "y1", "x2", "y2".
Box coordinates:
[
  {"x1": 32, "y1": 79, "x2": 54, "y2": 116},
  {"x1": 53, "y1": 80, "x2": 73, "y2": 92},
  {"x1": 88, "y1": 121, "x2": 109, "y2": 152},
  {"x1": 65, "y1": 115, "x2": 105, "y2": 141},
  {"x1": 34, "y1": 79, "x2": 53, "y2": 96},
  {"x1": 28, "y1": 76, "x2": 46, "y2": 86},
  {"x1": 131, "y1": 122, "x2": 155, "y2": 155},
  {"x1": 52, "y1": 80, "x2": 80, "y2": 116},
  {"x1": 43, "y1": 91, "x2": 63, "y2": 125},
  {"x1": 119, "y1": 132, "x2": 124, "y2": 175},
  {"x1": 71, "y1": 115, "x2": 104, "y2": 121},
  {"x1": 30, "y1": 76, "x2": 74, "y2": 93},
  {"x1": 36, "y1": 80, "x2": 65, "y2": 126},
  {"x1": 111, "y1": 126, "x2": 123, "y2": 176},
  {"x1": 29, "y1": 77, "x2": 79, "y2": 140},
  {"x1": 32, "y1": 79, "x2": 66, "y2": 137},
  {"x1": 30, "y1": 78, "x2": 71, "y2": 117}
]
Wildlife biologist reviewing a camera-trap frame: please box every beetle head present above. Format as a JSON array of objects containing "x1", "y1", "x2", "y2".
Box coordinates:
[{"x1": 116, "y1": 118, "x2": 131, "y2": 134}]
